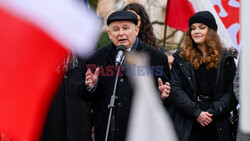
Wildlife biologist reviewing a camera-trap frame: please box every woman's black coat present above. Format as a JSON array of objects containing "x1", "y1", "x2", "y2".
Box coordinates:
[{"x1": 170, "y1": 51, "x2": 237, "y2": 141}]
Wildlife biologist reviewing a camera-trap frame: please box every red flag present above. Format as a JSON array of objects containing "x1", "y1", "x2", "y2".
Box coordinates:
[
  {"x1": 0, "y1": 0, "x2": 100, "y2": 140},
  {"x1": 165, "y1": 0, "x2": 195, "y2": 32}
]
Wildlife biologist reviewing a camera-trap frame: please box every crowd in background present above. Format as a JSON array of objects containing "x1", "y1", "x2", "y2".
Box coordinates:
[{"x1": 41, "y1": 2, "x2": 242, "y2": 141}]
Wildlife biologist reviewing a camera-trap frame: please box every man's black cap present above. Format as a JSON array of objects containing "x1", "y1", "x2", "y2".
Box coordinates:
[
  {"x1": 107, "y1": 10, "x2": 138, "y2": 26},
  {"x1": 189, "y1": 11, "x2": 218, "y2": 31}
]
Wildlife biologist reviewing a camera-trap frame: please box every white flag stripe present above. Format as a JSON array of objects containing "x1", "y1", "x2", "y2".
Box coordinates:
[
  {"x1": 190, "y1": 0, "x2": 235, "y2": 49},
  {"x1": 126, "y1": 54, "x2": 177, "y2": 141},
  {"x1": 0, "y1": 0, "x2": 101, "y2": 57},
  {"x1": 240, "y1": 0, "x2": 250, "y2": 133}
]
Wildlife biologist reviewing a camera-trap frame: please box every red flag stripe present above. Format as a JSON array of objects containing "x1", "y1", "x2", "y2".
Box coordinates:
[
  {"x1": 0, "y1": 7, "x2": 68, "y2": 140},
  {"x1": 165, "y1": 0, "x2": 195, "y2": 31}
]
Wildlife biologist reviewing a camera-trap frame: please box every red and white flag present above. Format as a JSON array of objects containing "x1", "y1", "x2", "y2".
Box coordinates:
[
  {"x1": 165, "y1": 0, "x2": 239, "y2": 50},
  {"x1": 0, "y1": 0, "x2": 101, "y2": 140},
  {"x1": 211, "y1": 0, "x2": 240, "y2": 52}
]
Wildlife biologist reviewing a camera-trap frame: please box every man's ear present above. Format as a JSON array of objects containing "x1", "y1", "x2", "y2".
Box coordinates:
[
  {"x1": 135, "y1": 24, "x2": 139, "y2": 36},
  {"x1": 107, "y1": 28, "x2": 112, "y2": 39}
]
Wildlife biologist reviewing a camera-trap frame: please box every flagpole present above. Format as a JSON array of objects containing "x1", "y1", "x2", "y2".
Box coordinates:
[{"x1": 163, "y1": 24, "x2": 168, "y2": 52}]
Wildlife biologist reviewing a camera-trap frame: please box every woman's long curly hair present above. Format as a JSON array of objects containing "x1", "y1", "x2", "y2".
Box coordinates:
[
  {"x1": 181, "y1": 28, "x2": 223, "y2": 70},
  {"x1": 123, "y1": 3, "x2": 157, "y2": 49}
]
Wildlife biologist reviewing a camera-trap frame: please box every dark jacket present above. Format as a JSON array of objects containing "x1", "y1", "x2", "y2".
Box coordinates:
[
  {"x1": 170, "y1": 50, "x2": 237, "y2": 141},
  {"x1": 78, "y1": 39, "x2": 171, "y2": 141},
  {"x1": 42, "y1": 57, "x2": 92, "y2": 141}
]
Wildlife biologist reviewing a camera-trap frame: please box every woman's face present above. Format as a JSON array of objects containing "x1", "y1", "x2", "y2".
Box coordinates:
[
  {"x1": 127, "y1": 10, "x2": 141, "y2": 29},
  {"x1": 190, "y1": 23, "x2": 208, "y2": 45}
]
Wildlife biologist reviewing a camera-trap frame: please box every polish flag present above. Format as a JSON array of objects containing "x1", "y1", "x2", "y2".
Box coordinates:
[
  {"x1": 0, "y1": 0, "x2": 101, "y2": 140},
  {"x1": 165, "y1": 0, "x2": 236, "y2": 49}
]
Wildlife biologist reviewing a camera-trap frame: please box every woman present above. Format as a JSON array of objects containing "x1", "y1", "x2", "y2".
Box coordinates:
[
  {"x1": 170, "y1": 11, "x2": 237, "y2": 141},
  {"x1": 123, "y1": 3, "x2": 157, "y2": 48}
]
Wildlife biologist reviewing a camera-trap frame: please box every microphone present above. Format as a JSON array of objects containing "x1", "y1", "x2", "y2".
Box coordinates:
[{"x1": 115, "y1": 45, "x2": 126, "y2": 66}]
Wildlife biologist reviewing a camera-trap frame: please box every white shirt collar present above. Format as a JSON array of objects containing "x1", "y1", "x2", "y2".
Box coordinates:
[{"x1": 127, "y1": 47, "x2": 132, "y2": 52}]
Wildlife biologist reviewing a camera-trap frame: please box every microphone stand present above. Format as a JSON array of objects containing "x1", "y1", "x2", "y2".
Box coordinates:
[{"x1": 105, "y1": 56, "x2": 125, "y2": 141}]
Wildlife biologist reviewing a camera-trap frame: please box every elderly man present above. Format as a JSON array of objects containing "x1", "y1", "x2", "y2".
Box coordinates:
[{"x1": 78, "y1": 10, "x2": 171, "y2": 141}]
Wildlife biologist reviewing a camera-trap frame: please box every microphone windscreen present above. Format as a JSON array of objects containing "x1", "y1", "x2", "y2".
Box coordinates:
[{"x1": 116, "y1": 45, "x2": 126, "y2": 53}]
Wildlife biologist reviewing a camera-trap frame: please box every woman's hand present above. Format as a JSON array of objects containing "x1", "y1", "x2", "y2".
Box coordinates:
[{"x1": 196, "y1": 111, "x2": 213, "y2": 127}]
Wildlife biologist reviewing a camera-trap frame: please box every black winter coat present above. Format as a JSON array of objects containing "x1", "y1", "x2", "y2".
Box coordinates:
[
  {"x1": 78, "y1": 39, "x2": 171, "y2": 141},
  {"x1": 42, "y1": 57, "x2": 92, "y2": 141},
  {"x1": 170, "y1": 51, "x2": 237, "y2": 141}
]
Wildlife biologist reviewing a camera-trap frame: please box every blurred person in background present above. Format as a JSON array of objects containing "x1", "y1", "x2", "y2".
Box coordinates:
[
  {"x1": 170, "y1": 11, "x2": 238, "y2": 141},
  {"x1": 41, "y1": 54, "x2": 92, "y2": 141},
  {"x1": 166, "y1": 50, "x2": 176, "y2": 69},
  {"x1": 123, "y1": 3, "x2": 158, "y2": 49}
]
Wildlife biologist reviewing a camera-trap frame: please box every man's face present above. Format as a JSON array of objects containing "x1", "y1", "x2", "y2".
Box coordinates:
[{"x1": 107, "y1": 21, "x2": 139, "y2": 48}]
